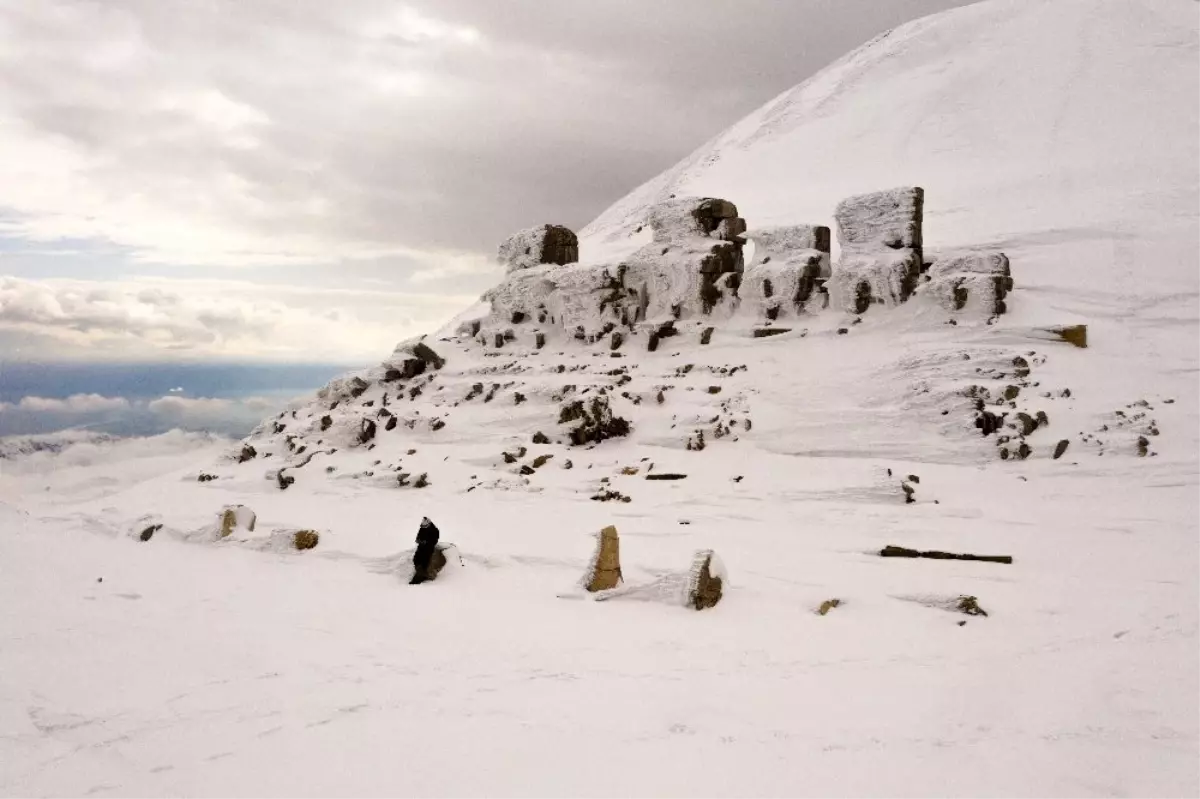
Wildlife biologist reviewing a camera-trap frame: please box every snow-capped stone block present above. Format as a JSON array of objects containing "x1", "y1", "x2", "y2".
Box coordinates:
[
  {"x1": 582, "y1": 525, "x2": 622, "y2": 592},
  {"x1": 833, "y1": 187, "x2": 924, "y2": 313},
  {"x1": 925, "y1": 250, "x2": 1013, "y2": 317},
  {"x1": 686, "y1": 549, "x2": 725, "y2": 610},
  {"x1": 743, "y1": 225, "x2": 833, "y2": 318},
  {"x1": 498, "y1": 224, "x2": 578, "y2": 273},
  {"x1": 647, "y1": 196, "x2": 741, "y2": 242},
  {"x1": 835, "y1": 186, "x2": 924, "y2": 254}
]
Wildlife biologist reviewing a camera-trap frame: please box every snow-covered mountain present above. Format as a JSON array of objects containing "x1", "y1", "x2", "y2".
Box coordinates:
[{"x1": 2, "y1": 1, "x2": 1197, "y2": 796}]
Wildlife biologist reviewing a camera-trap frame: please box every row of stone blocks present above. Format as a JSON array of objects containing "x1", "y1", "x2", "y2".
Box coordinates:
[{"x1": 494, "y1": 186, "x2": 1011, "y2": 326}]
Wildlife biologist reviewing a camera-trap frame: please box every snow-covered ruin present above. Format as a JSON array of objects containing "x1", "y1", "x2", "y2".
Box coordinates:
[{"x1": 467, "y1": 187, "x2": 1012, "y2": 350}]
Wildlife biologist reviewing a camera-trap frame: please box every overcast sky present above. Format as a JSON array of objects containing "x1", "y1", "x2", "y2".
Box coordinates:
[{"x1": 0, "y1": 0, "x2": 971, "y2": 364}]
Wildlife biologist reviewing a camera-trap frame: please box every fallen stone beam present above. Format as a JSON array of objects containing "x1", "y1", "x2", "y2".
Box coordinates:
[{"x1": 880, "y1": 545, "x2": 1012, "y2": 564}]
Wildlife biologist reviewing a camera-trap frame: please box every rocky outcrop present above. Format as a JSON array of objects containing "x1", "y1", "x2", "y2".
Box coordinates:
[
  {"x1": 582, "y1": 525, "x2": 622, "y2": 592},
  {"x1": 833, "y1": 187, "x2": 923, "y2": 313},
  {"x1": 499, "y1": 224, "x2": 579, "y2": 273},
  {"x1": 384, "y1": 338, "x2": 445, "y2": 381},
  {"x1": 557, "y1": 394, "x2": 631, "y2": 446}
]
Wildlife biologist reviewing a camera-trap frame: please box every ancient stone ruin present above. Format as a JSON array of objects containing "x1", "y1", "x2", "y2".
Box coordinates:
[
  {"x1": 499, "y1": 224, "x2": 579, "y2": 273},
  {"x1": 833, "y1": 186, "x2": 924, "y2": 313},
  {"x1": 474, "y1": 187, "x2": 1013, "y2": 354},
  {"x1": 686, "y1": 549, "x2": 724, "y2": 610},
  {"x1": 924, "y1": 251, "x2": 1013, "y2": 317},
  {"x1": 581, "y1": 525, "x2": 622, "y2": 592},
  {"x1": 743, "y1": 224, "x2": 831, "y2": 320}
]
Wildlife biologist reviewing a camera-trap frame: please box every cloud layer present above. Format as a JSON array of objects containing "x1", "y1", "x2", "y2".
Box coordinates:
[
  {"x1": 0, "y1": 0, "x2": 968, "y2": 360},
  {"x1": 0, "y1": 275, "x2": 474, "y2": 361},
  {"x1": 0, "y1": 391, "x2": 288, "y2": 438}
]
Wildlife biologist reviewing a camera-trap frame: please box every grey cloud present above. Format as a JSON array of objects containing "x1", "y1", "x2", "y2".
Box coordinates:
[{"x1": 0, "y1": 0, "x2": 971, "y2": 271}]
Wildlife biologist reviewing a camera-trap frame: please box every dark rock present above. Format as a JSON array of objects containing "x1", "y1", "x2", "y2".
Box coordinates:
[
  {"x1": 358, "y1": 418, "x2": 377, "y2": 445},
  {"x1": 956, "y1": 595, "x2": 988, "y2": 617},
  {"x1": 139, "y1": 524, "x2": 162, "y2": 542},
  {"x1": 707, "y1": 386, "x2": 721, "y2": 394},
  {"x1": 532, "y1": 431, "x2": 550, "y2": 444},
  {"x1": 237, "y1": 444, "x2": 257, "y2": 463},
  {"x1": 753, "y1": 328, "x2": 790, "y2": 338},
  {"x1": 320, "y1": 415, "x2": 332, "y2": 431},
  {"x1": 645, "y1": 473, "x2": 687, "y2": 481},
  {"x1": 699, "y1": 326, "x2": 715, "y2": 345},
  {"x1": 880, "y1": 545, "x2": 1012, "y2": 564},
  {"x1": 1053, "y1": 439, "x2": 1070, "y2": 459}
]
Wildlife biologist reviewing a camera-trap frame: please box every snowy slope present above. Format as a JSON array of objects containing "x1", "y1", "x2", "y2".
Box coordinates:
[{"x1": 2, "y1": 1, "x2": 1198, "y2": 796}]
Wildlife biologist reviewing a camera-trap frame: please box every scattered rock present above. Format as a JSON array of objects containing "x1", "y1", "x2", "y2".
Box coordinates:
[
  {"x1": 293, "y1": 530, "x2": 319, "y2": 551},
  {"x1": 1053, "y1": 439, "x2": 1070, "y2": 459},
  {"x1": 956, "y1": 595, "x2": 988, "y2": 617},
  {"x1": 532, "y1": 431, "x2": 550, "y2": 444},
  {"x1": 700, "y1": 327, "x2": 715, "y2": 345},
  {"x1": 646, "y1": 473, "x2": 687, "y2": 481},
  {"x1": 1050, "y1": 324, "x2": 1088, "y2": 348},
  {"x1": 880, "y1": 545, "x2": 1012, "y2": 565},
  {"x1": 197, "y1": 473, "x2": 217, "y2": 482},
  {"x1": 817, "y1": 598, "x2": 841, "y2": 616},
  {"x1": 237, "y1": 444, "x2": 257, "y2": 463},
  {"x1": 138, "y1": 524, "x2": 162, "y2": 542},
  {"x1": 531, "y1": 454, "x2": 554, "y2": 469},
  {"x1": 753, "y1": 328, "x2": 790, "y2": 338}
]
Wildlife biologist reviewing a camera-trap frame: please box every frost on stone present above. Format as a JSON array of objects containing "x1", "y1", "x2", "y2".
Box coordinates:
[
  {"x1": 498, "y1": 224, "x2": 579, "y2": 274},
  {"x1": 924, "y1": 250, "x2": 1013, "y2": 318},
  {"x1": 833, "y1": 187, "x2": 924, "y2": 313},
  {"x1": 743, "y1": 225, "x2": 832, "y2": 319}
]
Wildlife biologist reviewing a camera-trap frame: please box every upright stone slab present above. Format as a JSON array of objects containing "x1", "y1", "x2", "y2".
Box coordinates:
[
  {"x1": 686, "y1": 549, "x2": 724, "y2": 610},
  {"x1": 833, "y1": 187, "x2": 924, "y2": 313},
  {"x1": 498, "y1": 224, "x2": 579, "y2": 273},
  {"x1": 582, "y1": 525, "x2": 623, "y2": 592}
]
